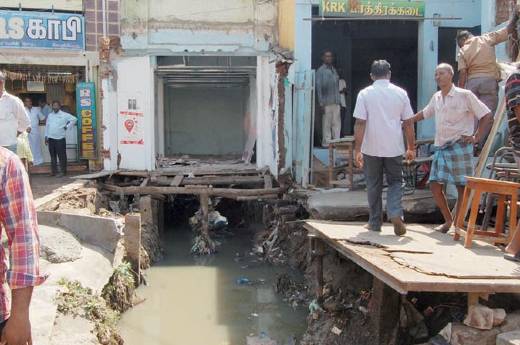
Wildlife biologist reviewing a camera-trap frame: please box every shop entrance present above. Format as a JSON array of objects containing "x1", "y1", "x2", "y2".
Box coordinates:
[
  {"x1": 157, "y1": 56, "x2": 257, "y2": 160},
  {"x1": 312, "y1": 20, "x2": 418, "y2": 143},
  {"x1": 0, "y1": 64, "x2": 85, "y2": 164}
]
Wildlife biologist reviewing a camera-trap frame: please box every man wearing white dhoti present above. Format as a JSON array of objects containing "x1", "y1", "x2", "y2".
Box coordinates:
[{"x1": 24, "y1": 97, "x2": 45, "y2": 166}]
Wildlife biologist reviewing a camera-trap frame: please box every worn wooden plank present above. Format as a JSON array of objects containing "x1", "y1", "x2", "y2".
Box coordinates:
[
  {"x1": 263, "y1": 174, "x2": 273, "y2": 189},
  {"x1": 159, "y1": 175, "x2": 264, "y2": 186},
  {"x1": 100, "y1": 183, "x2": 283, "y2": 197},
  {"x1": 170, "y1": 175, "x2": 184, "y2": 186},
  {"x1": 304, "y1": 221, "x2": 520, "y2": 294}
]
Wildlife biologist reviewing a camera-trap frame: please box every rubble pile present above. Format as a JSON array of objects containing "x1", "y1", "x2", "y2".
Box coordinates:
[{"x1": 42, "y1": 186, "x2": 106, "y2": 215}]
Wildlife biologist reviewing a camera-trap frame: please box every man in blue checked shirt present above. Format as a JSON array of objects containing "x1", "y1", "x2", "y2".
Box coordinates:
[{"x1": 45, "y1": 100, "x2": 77, "y2": 177}]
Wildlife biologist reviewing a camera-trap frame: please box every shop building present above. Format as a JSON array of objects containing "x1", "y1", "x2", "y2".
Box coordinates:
[
  {"x1": 102, "y1": 0, "x2": 282, "y2": 173},
  {"x1": 0, "y1": 0, "x2": 119, "y2": 171},
  {"x1": 280, "y1": 0, "x2": 510, "y2": 185}
]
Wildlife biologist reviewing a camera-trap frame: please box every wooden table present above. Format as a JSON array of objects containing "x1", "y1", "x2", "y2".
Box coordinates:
[{"x1": 328, "y1": 137, "x2": 360, "y2": 188}]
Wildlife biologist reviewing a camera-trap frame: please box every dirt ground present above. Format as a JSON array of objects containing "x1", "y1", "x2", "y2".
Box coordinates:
[{"x1": 31, "y1": 173, "x2": 82, "y2": 199}]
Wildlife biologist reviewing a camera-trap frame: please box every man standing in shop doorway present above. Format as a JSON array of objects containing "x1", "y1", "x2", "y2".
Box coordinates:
[
  {"x1": 316, "y1": 50, "x2": 342, "y2": 147},
  {"x1": 354, "y1": 60, "x2": 416, "y2": 236},
  {"x1": 24, "y1": 97, "x2": 45, "y2": 166},
  {"x1": 45, "y1": 100, "x2": 77, "y2": 177},
  {"x1": 0, "y1": 72, "x2": 30, "y2": 153}
]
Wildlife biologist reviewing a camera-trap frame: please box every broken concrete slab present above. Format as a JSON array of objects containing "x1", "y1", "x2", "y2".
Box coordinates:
[
  {"x1": 32, "y1": 243, "x2": 118, "y2": 345},
  {"x1": 497, "y1": 331, "x2": 520, "y2": 345},
  {"x1": 306, "y1": 189, "x2": 448, "y2": 221},
  {"x1": 38, "y1": 211, "x2": 123, "y2": 253},
  {"x1": 39, "y1": 225, "x2": 83, "y2": 263}
]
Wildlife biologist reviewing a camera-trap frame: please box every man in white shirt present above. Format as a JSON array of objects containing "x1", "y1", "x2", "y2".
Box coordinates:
[
  {"x1": 24, "y1": 97, "x2": 45, "y2": 165},
  {"x1": 354, "y1": 60, "x2": 416, "y2": 236},
  {"x1": 45, "y1": 100, "x2": 77, "y2": 176},
  {"x1": 0, "y1": 72, "x2": 30, "y2": 152},
  {"x1": 412, "y1": 63, "x2": 492, "y2": 233}
]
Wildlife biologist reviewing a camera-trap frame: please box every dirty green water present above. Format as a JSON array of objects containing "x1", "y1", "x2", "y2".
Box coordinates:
[{"x1": 118, "y1": 226, "x2": 308, "y2": 345}]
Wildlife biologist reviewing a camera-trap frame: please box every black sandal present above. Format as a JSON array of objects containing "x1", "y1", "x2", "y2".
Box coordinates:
[{"x1": 504, "y1": 252, "x2": 520, "y2": 262}]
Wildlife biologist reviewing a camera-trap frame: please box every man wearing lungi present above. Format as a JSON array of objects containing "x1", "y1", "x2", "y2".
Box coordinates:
[{"x1": 412, "y1": 63, "x2": 492, "y2": 233}]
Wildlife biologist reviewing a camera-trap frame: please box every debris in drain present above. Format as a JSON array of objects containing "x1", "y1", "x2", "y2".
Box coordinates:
[
  {"x1": 330, "y1": 325, "x2": 342, "y2": 335},
  {"x1": 274, "y1": 273, "x2": 308, "y2": 308},
  {"x1": 189, "y1": 197, "x2": 228, "y2": 255}
]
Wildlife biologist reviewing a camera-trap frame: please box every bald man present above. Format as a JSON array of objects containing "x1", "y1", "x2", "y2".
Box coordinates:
[{"x1": 412, "y1": 63, "x2": 492, "y2": 233}]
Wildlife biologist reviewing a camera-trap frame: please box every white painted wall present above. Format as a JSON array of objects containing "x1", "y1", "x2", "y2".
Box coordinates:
[
  {"x1": 256, "y1": 56, "x2": 278, "y2": 175},
  {"x1": 102, "y1": 77, "x2": 118, "y2": 171},
  {"x1": 120, "y1": 0, "x2": 277, "y2": 54},
  {"x1": 116, "y1": 56, "x2": 155, "y2": 171}
]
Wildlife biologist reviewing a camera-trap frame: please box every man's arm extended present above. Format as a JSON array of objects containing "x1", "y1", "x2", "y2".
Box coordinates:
[
  {"x1": 411, "y1": 111, "x2": 425, "y2": 123},
  {"x1": 474, "y1": 113, "x2": 493, "y2": 144},
  {"x1": 403, "y1": 119, "x2": 416, "y2": 161},
  {"x1": 0, "y1": 155, "x2": 45, "y2": 345},
  {"x1": 354, "y1": 119, "x2": 366, "y2": 168}
]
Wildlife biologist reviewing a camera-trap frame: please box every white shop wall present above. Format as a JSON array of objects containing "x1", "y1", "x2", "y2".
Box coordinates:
[{"x1": 116, "y1": 56, "x2": 155, "y2": 171}]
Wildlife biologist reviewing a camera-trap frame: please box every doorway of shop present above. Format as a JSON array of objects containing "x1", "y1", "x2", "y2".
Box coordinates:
[{"x1": 313, "y1": 20, "x2": 418, "y2": 144}]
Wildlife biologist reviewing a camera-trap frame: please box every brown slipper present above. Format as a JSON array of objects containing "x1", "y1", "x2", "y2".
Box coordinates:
[
  {"x1": 390, "y1": 217, "x2": 407, "y2": 236},
  {"x1": 434, "y1": 223, "x2": 452, "y2": 234}
]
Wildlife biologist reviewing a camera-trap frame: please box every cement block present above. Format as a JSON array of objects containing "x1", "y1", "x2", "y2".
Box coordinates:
[
  {"x1": 38, "y1": 211, "x2": 122, "y2": 253},
  {"x1": 497, "y1": 331, "x2": 520, "y2": 345}
]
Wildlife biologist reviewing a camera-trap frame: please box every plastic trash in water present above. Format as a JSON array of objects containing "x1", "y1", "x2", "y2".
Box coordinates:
[{"x1": 236, "y1": 277, "x2": 251, "y2": 285}]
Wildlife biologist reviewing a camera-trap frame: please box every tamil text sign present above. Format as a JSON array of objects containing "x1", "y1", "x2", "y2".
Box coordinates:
[
  {"x1": 76, "y1": 82, "x2": 97, "y2": 160},
  {"x1": 0, "y1": 10, "x2": 84, "y2": 50},
  {"x1": 320, "y1": 0, "x2": 425, "y2": 18}
]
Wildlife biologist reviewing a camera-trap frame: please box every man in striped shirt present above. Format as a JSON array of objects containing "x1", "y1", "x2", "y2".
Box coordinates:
[{"x1": 0, "y1": 146, "x2": 45, "y2": 343}]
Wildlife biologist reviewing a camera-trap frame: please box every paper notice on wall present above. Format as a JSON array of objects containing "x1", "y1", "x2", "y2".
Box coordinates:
[{"x1": 119, "y1": 109, "x2": 144, "y2": 145}]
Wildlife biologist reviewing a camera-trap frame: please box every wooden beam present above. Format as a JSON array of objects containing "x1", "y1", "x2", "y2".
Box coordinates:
[
  {"x1": 200, "y1": 193, "x2": 210, "y2": 237},
  {"x1": 100, "y1": 183, "x2": 283, "y2": 198},
  {"x1": 158, "y1": 175, "x2": 264, "y2": 186},
  {"x1": 370, "y1": 278, "x2": 401, "y2": 345}
]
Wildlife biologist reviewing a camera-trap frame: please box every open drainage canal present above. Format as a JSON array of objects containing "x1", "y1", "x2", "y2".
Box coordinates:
[{"x1": 118, "y1": 225, "x2": 307, "y2": 345}]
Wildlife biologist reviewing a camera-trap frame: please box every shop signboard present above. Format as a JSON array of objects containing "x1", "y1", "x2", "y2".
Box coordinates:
[
  {"x1": 76, "y1": 82, "x2": 97, "y2": 160},
  {"x1": 0, "y1": 10, "x2": 84, "y2": 50},
  {"x1": 319, "y1": 0, "x2": 425, "y2": 18}
]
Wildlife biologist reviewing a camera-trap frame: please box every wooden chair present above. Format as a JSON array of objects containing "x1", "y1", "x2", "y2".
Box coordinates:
[{"x1": 455, "y1": 177, "x2": 520, "y2": 248}]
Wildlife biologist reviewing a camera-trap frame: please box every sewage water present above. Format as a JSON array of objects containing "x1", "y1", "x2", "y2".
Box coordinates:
[{"x1": 119, "y1": 226, "x2": 308, "y2": 345}]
